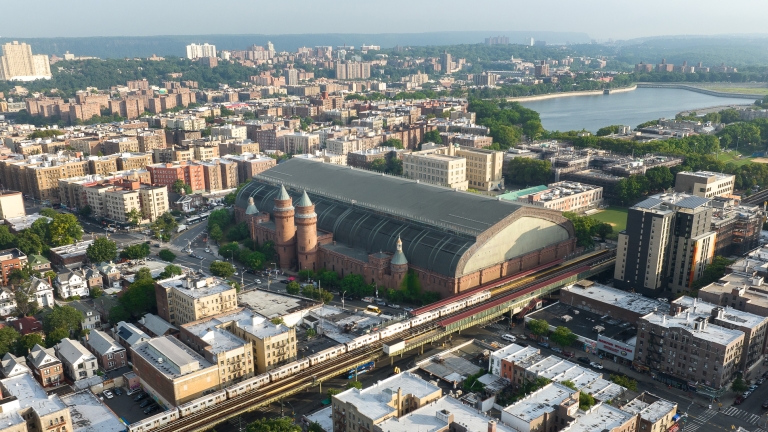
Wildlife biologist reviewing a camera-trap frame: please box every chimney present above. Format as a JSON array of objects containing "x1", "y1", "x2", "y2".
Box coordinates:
[
  {"x1": 397, "y1": 387, "x2": 403, "y2": 417},
  {"x1": 488, "y1": 420, "x2": 497, "y2": 432}
]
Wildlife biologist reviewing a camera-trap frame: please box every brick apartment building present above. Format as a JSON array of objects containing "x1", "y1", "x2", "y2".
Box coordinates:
[{"x1": 147, "y1": 161, "x2": 205, "y2": 193}]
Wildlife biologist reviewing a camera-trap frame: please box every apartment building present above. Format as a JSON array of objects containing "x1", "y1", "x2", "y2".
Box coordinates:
[
  {"x1": 0, "y1": 41, "x2": 51, "y2": 81},
  {"x1": 377, "y1": 396, "x2": 516, "y2": 432},
  {"x1": 26, "y1": 159, "x2": 89, "y2": 203},
  {"x1": 86, "y1": 329, "x2": 127, "y2": 372},
  {"x1": 636, "y1": 307, "x2": 744, "y2": 389},
  {"x1": 346, "y1": 147, "x2": 402, "y2": 168},
  {"x1": 87, "y1": 155, "x2": 119, "y2": 176},
  {"x1": 619, "y1": 393, "x2": 677, "y2": 432},
  {"x1": 194, "y1": 145, "x2": 219, "y2": 161},
  {"x1": 218, "y1": 140, "x2": 260, "y2": 156},
  {"x1": 179, "y1": 310, "x2": 256, "y2": 387},
  {"x1": 403, "y1": 146, "x2": 468, "y2": 190},
  {"x1": 615, "y1": 193, "x2": 715, "y2": 296},
  {"x1": 0, "y1": 248, "x2": 27, "y2": 286},
  {"x1": 250, "y1": 125, "x2": 292, "y2": 151},
  {"x1": 109, "y1": 97, "x2": 145, "y2": 119},
  {"x1": 147, "y1": 161, "x2": 205, "y2": 193},
  {"x1": 131, "y1": 336, "x2": 221, "y2": 406},
  {"x1": 166, "y1": 116, "x2": 206, "y2": 131},
  {"x1": 453, "y1": 145, "x2": 503, "y2": 191},
  {"x1": 0, "y1": 191, "x2": 24, "y2": 219},
  {"x1": 153, "y1": 147, "x2": 194, "y2": 164},
  {"x1": 54, "y1": 338, "x2": 97, "y2": 382},
  {"x1": 84, "y1": 181, "x2": 168, "y2": 224},
  {"x1": 500, "y1": 383, "x2": 579, "y2": 432},
  {"x1": 211, "y1": 125, "x2": 247, "y2": 140},
  {"x1": 332, "y1": 372, "x2": 442, "y2": 432},
  {"x1": 69, "y1": 137, "x2": 103, "y2": 155},
  {"x1": 517, "y1": 181, "x2": 603, "y2": 213},
  {"x1": 117, "y1": 152, "x2": 154, "y2": 171},
  {"x1": 227, "y1": 310, "x2": 296, "y2": 373},
  {"x1": 154, "y1": 275, "x2": 238, "y2": 326},
  {"x1": 283, "y1": 132, "x2": 320, "y2": 154},
  {"x1": 709, "y1": 197, "x2": 762, "y2": 257},
  {"x1": 221, "y1": 153, "x2": 276, "y2": 181},
  {"x1": 137, "y1": 132, "x2": 166, "y2": 152},
  {"x1": 103, "y1": 137, "x2": 139, "y2": 155},
  {"x1": 674, "y1": 171, "x2": 735, "y2": 198},
  {"x1": 0, "y1": 373, "x2": 72, "y2": 432}
]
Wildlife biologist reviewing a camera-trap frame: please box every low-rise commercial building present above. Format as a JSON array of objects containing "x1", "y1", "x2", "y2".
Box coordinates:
[{"x1": 517, "y1": 181, "x2": 603, "y2": 213}]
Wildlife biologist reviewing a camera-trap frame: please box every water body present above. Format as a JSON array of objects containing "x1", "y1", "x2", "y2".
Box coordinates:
[{"x1": 519, "y1": 88, "x2": 753, "y2": 133}]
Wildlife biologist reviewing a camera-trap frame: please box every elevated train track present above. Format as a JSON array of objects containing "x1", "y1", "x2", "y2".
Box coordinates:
[{"x1": 153, "y1": 249, "x2": 616, "y2": 432}]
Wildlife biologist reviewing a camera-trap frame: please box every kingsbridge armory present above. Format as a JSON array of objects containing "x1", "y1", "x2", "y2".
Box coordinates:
[{"x1": 235, "y1": 157, "x2": 577, "y2": 297}]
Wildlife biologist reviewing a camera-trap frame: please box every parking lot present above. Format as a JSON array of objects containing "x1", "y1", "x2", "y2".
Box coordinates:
[{"x1": 101, "y1": 388, "x2": 159, "y2": 425}]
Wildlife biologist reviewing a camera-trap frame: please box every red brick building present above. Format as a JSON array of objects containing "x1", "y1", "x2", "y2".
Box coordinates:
[
  {"x1": 147, "y1": 161, "x2": 205, "y2": 193},
  {"x1": 0, "y1": 248, "x2": 26, "y2": 285}
]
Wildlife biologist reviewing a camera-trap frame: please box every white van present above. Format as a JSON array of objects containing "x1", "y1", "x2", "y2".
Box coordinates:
[{"x1": 502, "y1": 334, "x2": 516, "y2": 342}]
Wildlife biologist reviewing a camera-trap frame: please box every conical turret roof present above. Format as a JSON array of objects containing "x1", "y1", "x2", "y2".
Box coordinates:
[
  {"x1": 245, "y1": 196, "x2": 258, "y2": 215},
  {"x1": 391, "y1": 236, "x2": 408, "y2": 265},
  {"x1": 276, "y1": 184, "x2": 291, "y2": 201},
  {"x1": 296, "y1": 190, "x2": 313, "y2": 207}
]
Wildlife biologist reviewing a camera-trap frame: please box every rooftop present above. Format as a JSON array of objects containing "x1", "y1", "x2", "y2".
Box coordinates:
[
  {"x1": 157, "y1": 275, "x2": 235, "y2": 300},
  {"x1": 580, "y1": 378, "x2": 626, "y2": 402},
  {"x1": 561, "y1": 403, "x2": 634, "y2": 432},
  {"x1": 563, "y1": 281, "x2": 671, "y2": 316},
  {"x1": 61, "y1": 390, "x2": 126, "y2": 432},
  {"x1": 527, "y1": 302, "x2": 639, "y2": 344},
  {"x1": 335, "y1": 372, "x2": 441, "y2": 421},
  {"x1": 673, "y1": 296, "x2": 768, "y2": 329},
  {"x1": 641, "y1": 311, "x2": 744, "y2": 346},
  {"x1": 502, "y1": 383, "x2": 577, "y2": 422},
  {"x1": 55, "y1": 338, "x2": 96, "y2": 365},
  {"x1": 2, "y1": 373, "x2": 67, "y2": 416},
  {"x1": 378, "y1": 396, "x2": 516, "y2": 432},
  {"x1": 139, "y1": 313, "x2": 177, "y2": 337},
  {"x1": 132, "y1": 336, "x2": 214, "y2": 379},
  {"x1": 238, "y1": 289, "x2": 318, "y2": 319},
  {"x1": 678, "y1": 171, "x2": 734, "y2": 180},
  {"x1": 621, "y1": 393, "x2": 676, "y2": 424},
  {"x1": 87, "y1": 330, "x2": 123, "y2": 356}
]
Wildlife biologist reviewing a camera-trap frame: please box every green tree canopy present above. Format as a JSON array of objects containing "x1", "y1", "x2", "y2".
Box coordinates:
[
  {"x1": 15, "y1": 334, "x2": 43, "y2": 357},
  {"x1": 732, "y1": 376, "x2": 748, "y2": 392},
  {"x1": 286, "y1": 281, "x2": 301, "y2": 295},
  {"x1": 0, "y1": 327, "x2": 20, "y2": 356},
  {"x1": 48, "y1": 213, "x2": 83, "y2": 247},
  {"x1": 559, "y1": 380, "x2": 578, "y2": 391},
  {"x1": 158, "y1": 249, "x2": 176, "y2": 262},
  {"x1": 346, "y1": 380, "x2": 363, "y2": 389},
  {"x1": 527, "y1": 319, "x2": 550, "y2": 336},
  {"x1": 151, "y1": 212, "x2": 178, "y2": 241},
  {"x1": 43, "y1": 305, "x2": 83, "y2": 338},
  {"x1": 86, "y1": 237, "x2": 117, "y2": 263},
  {"x1": 13, "y1": 286, "x2": 40, "y2": 317},
  {"x1": 210, "y1": 261, "x2": 235, "y2": 278},
  {"x1": 505, "y1": 158, "x2": 551, "y2": 186},
  {"x1": 158, "y1": 265, "x2": 183, "y2": 279},
  {"x1": 422, "y1": 129, "x2": 442, "y2": 144},
  {"x1": 172, "y1": 179, "x2": 192, "y2": 195},
  {"x1": 120, "y1": 243, "x2": 150, "y2": 259},
  {"x1": 246, "y1": 417, "x2": 301, "y2": 432},
  {"x1": 549, "y1": 326, "x2": 578, "y2": 348},
  {"x1": 579, "y1": 392, "x2": 596, "y2": 411},
  {"x1": 610, "y1": 374, "x2": 638, "y2": 391}
]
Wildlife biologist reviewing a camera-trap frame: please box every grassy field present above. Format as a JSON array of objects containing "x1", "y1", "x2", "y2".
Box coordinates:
[
  {"x1": 717, "y1": 150, "x2": 755, "y2": 166},
  {"x1": 590, "y1": 206, "x2": 628, "y2": 239},
  {"x1": 707, "y1": 87, "x2": 768, "y2": 95}
]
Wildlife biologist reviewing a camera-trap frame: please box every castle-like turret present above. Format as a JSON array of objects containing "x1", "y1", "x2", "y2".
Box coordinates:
[
  {"x1": 295, "y1": 190, "x2": 318, "y2": 272},
  {"x1": 273, "y1": 184, "x2": 296, "y2": 269},
  {"x1": 391, "y1": 236, "x2": 409, "y2": 282}
]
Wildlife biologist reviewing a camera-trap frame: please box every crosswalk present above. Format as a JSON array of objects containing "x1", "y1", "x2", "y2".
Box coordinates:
[
  {"x1": 722, "y1": 407, "x2": 762, "y2": 425},
  {"x1": 753, "y1": 428, "x2": 767, "y2": 432},
  {"x1": 682, "y1": 409, "x2": 718, "y2": 432}
]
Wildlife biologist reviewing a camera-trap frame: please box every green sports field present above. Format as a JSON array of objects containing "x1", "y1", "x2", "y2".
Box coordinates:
[{"x1": 590, "y1": 206, "x2": 628, "y2": 239}]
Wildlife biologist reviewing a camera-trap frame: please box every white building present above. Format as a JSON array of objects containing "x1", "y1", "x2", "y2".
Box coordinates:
[
  {"x1": 0, "y1": 288, "x2": 16, "y2": 316},
  {"x1": 28, "y1": 277, "x2": 54, "y2": 308},
  {"x1": 211, "y1": 124, "x2": 248, "y2": 140},
  {"x1": 55, "y1": 338, "x2": 98, "y2": 381},
  {"x1": 55, "y1": 271, "x2": 89, "y2": 299},
  {"x1": 186, "y1": 43, "x2": 217, "y2": 60},
  {"x1": 517, "y1": 181, "x2": 604, "y2": 213}
]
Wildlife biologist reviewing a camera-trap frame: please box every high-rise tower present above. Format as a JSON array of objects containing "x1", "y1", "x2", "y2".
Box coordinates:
[
  {"x1": 273, "y1": 184, "x2": 296, "y2": 269},
  {"x1": 295, "y1": 190, "x2": 318, "y2": 272}
]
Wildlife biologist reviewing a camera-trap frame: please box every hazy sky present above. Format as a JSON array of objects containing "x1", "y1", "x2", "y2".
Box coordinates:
[{"x1": 4, "y1": 0, "x2": 768, "y2": 40}]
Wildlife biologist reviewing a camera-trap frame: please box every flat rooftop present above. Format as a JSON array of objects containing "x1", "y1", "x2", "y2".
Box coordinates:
[
  {"x1": 562, "y1": 403, "x2": 634, "y2": 432},
  {"x1": 158, "y1": 275, "x2": 234, "y2": 300},
  {"x1": 502, "y1": 383, "x2": 576, "y2": 422},
  {"x1": 335, "y1": 372, "x2": 440, "y2": 421},
  {"x1": 564, "y1": 282, "x2": 671, "y2": 316},
  {"x1": 527, "y1": 302, "x2": 638, "y2": 344},
  {"x1": 580, "y1": 378, "x2": 626, "y2": 402},
  {"x1": 419, "y1": 352, "x2": 482, "y2": 384},
  {"x1": 378, "y1": 396, "x2": 516, "y2": 432},
  {"x1": 133, "y1": 336, "x2": 213, "y2": 379},
  {"x1": 304, "y1": 406, "x2": 333, "y2": 432},
  {"x1": 642, "y1": 312, "x2": 743, "y2": 346},
  {"x1": 673, "y1": 296, "x2": 768, "y2": 329},
  {"x1": 238, "y1": 289, "x2": 318, "y2": 319},
  {"x1": 61, "y1": 390, "x2": 126, "y2": 432},
  {"x1": 621, "y1": 394, "x2": 676, "y2": 424},
  {"x1": 2, "y1": 373, "x2": 67, "y2": 416}
]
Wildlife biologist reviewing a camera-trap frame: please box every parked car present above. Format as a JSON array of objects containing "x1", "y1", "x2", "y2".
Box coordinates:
[
  {"x1": 133, "y1": 393, "x2": 147, "y2": 402},
  {"x1": 750, "y1": 384, "x2": 759, "y2": 391},
  {"x1": 280, "y1": 280, "x2": 290, "y2": 284},
  {"x1": 537, "y1": 342, "x2": 550, "y2": 348},
  {"x1": 502, "y1": 334, "x2": 516, "y2": 342},
  {"x1": 376, "y1": 299, "x2": 387, "y2": 306},
  {"x1": 387, "y1": 303, "x2": 401, "y2": 309},
  {"x1": 759, "y1": 378, "x2": 766, "y2": 385},
  {"x1": 735, "y1": 396, "x2": 744, "y2": 405},
  {"x1": 139, "y1": 399, "x2": 152, "y2": 408},
  {"x1": 577, "y1": 357, "x2": 590, "y2": 364},
  {"x1": 744, "y1": 391, "x2": 753, "y2": 399},
  {"x1": 551, "y1": 347, "x2": 563, "y2": 353},
  {"x1": 114, "y1": 388, "x2": 122, "y2": 396},
  {"x1": 562, "y1": 351, "x2": 575, "y2": 358},
  {"x1": 144, "y1": 405, "x2": 159, "y2": 415},
  {"x1": 255, "y1": 279, "x2": 261, "y2": 284},
  {"x1": 205, "y1": 248, "x2": 211, "y2": 253},
  {"x1": 762, "y1": 400, "x2": 768, "y2": 409},
  {"x1": 103, "y1": 390, "x2": 114, "y2": 399},
  {"x1": 403, "y1": 307, "x2": 414, "y2": 313},
  {"x1": 590, "y1": 362, "x2": 604, "y2": 370}
]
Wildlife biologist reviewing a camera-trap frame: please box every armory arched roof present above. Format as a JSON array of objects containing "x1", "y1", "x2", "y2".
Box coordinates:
[{"x1": 235, "y1": 158, "x2": 549, "y2": 277}]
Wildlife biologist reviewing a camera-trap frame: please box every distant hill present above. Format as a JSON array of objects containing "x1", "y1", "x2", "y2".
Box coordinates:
[
  {"x1": 0, "y1": 31, "x2": 592, "y2": 59},
  {"x1": 613, "y1": 35, "x2": 768, "y2": 67}
]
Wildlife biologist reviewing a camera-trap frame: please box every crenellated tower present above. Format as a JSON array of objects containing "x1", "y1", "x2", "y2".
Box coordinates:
[
  {"x1": 273, "y1": 184, "x2": 296, "y2": 269},
  {"x1": 295, "y1": 190, "x2": 319, "y2": 272}
]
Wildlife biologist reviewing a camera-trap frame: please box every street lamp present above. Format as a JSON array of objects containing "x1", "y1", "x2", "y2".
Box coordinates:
[{"x1": 342, "y1": 291, "x2": 347, "y2": 310}]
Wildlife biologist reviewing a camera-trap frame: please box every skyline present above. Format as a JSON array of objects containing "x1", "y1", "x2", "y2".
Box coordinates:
[{"x1": 3, "y1": 0, "x2": 768, "y2": 41}]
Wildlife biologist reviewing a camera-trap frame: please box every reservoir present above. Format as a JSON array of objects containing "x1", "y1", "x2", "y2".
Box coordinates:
[{"x1": 519, "y1": 88, "x2": 753, "y2": 133}]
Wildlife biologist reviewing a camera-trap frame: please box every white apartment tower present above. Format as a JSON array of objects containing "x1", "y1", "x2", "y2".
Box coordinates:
[
  {"x1": 0, "y1": 41, "x2": 52, "y2": 81},
  {"x1": 186, "y1": 43, "x2": 217, "y2": 60}
]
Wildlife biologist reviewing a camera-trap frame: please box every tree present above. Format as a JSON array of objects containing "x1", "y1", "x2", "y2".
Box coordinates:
[
  {"x1": 423, "y1": 129, "x2": 442, "y2": 144},
  {"x1": 86, "y1": 237, "x2": 117, "y2": 263},
  {"x1": 48, "y1": 213, "x2": 83, "y2": 247},
  {"x1": 0, "y1": 226, "x2": 15, "y2": 250},
  {"x1": 79, "y1": 205, "x2": 92, "y2": 218},
  {"x1": 270, "y1": 317, "x2": 285, "y2": 325},
  {"x1": 246, "y1": 417, "x2": 302, "y2": 432},
  {"x1": 227, "y1": 222, "x2": 250, "y2": 241},
  {"x1": 308, "y1": 422, "x2": 324, "y2": 432},
  {"x1": 559, "y1": 380, "x2": 578, "y2": 391},
  {"x1": 527, "y1": 319, "x2": 550, "y2": 337},
  {"x1": 0, "y1": 326, "x2": 20, "y2": 356},
  {"x1": 46, "y1": 328, "x2": 69, "y2": 348},
  {"x1": 120, "y1": 243, "x2": 150, "y2": 259},
  {"x1": 610, "y1": 374, "x2": 638, "y2": 391},
  {"x1": 645, "y1": 166, "x2": 674, "y2": 192},
  {"x1": 297, "y1": 269, "x2": 315, "y2": 281},
  {"x1": 14, "y1": 334, "x2": 43, "y2": 357},
  {"x1": 341, "y1": 273, "x2": 372, "y2": 298},
  {"x1": 549, "y1": 326, "x2": 578, "y2": 348},
  {"x1": 383, "y1": 138, "x2": 403, "y2": 149},
  {"x1": 595, "y1": 223, "x2": 613, "y2": 241},
  {"x1": 134, "y1": 267, "x2": 153, "y2": 282},
  {"x1": 208, "y1": 209, "x2": 233, "y2": 232},
  {"x1": 732, "y1": 376, "x2": 748, "y2": 392},
  {"x1": 286, "y1": 281, "x2": 301, "y2": 295},
  {"x1": 117, "y1": 273, "x2": 157, "y2": 318},
  {"x1": 14, "y1": 286, "x2": 40, "y2": 317},
  {"x1": 14, "y1": 231, "x2": 44, "y2": 255},
  {"x1": 692, "y1": 256, "x2": 734, "y2": 289},
  {"x1": 209, "y1": 224, "x2": 223, "y2": 242},
  {"x1": 8, "y1": 268, "x2": 29, "y2": 286},
  {"x1": 43, "y1": 305, "x2": 83, "y2": 336},
  {"x1": 327, "y1": 388, "x2": 341, "y2": 398},
  {"x1": 522, "y1": 119, "x2": 544, "y2": 140},
  {"x1": 90, "y1": 286, "x2": 104, "y2": 299},
  {"x1": 151, "y1": 212, "x2": 178, "y2": 241},
  {"x1": 505, "y1": 158, "x2": 551, "y2": 186},
  {"x1": 579, "y1": 392, "x2": 596, "y2": 411},
  {"x1": 158, "y1": 265, "x2": 182, "y2": 279},
  {"x1": 127, "y1": 208, "x2": 142, "y2": 226},
  {"x1": 369, "y1": 158, "x2": 387, "y2": 172},
  {"x1": 596, "y1": 125, "x2": 621, "y2": 136},
  {"x1": 107, "y1": 304, "x2": 131, "y2": 325},
  {"x1": 172, "y1": 179, "x2": 192, "y2": 195},
  {"x1": 158, "y1": 249, "x2": 177, "y2": 262},
  {"x1": 210, "y1": 261, "x2": 235, "y2": 278},
  {"x1": 219, "y1": 242, "x2": 241, "y2": 261},
  {"x1": 346, "y1": 380, "x2": 363, "y2": 390}
]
